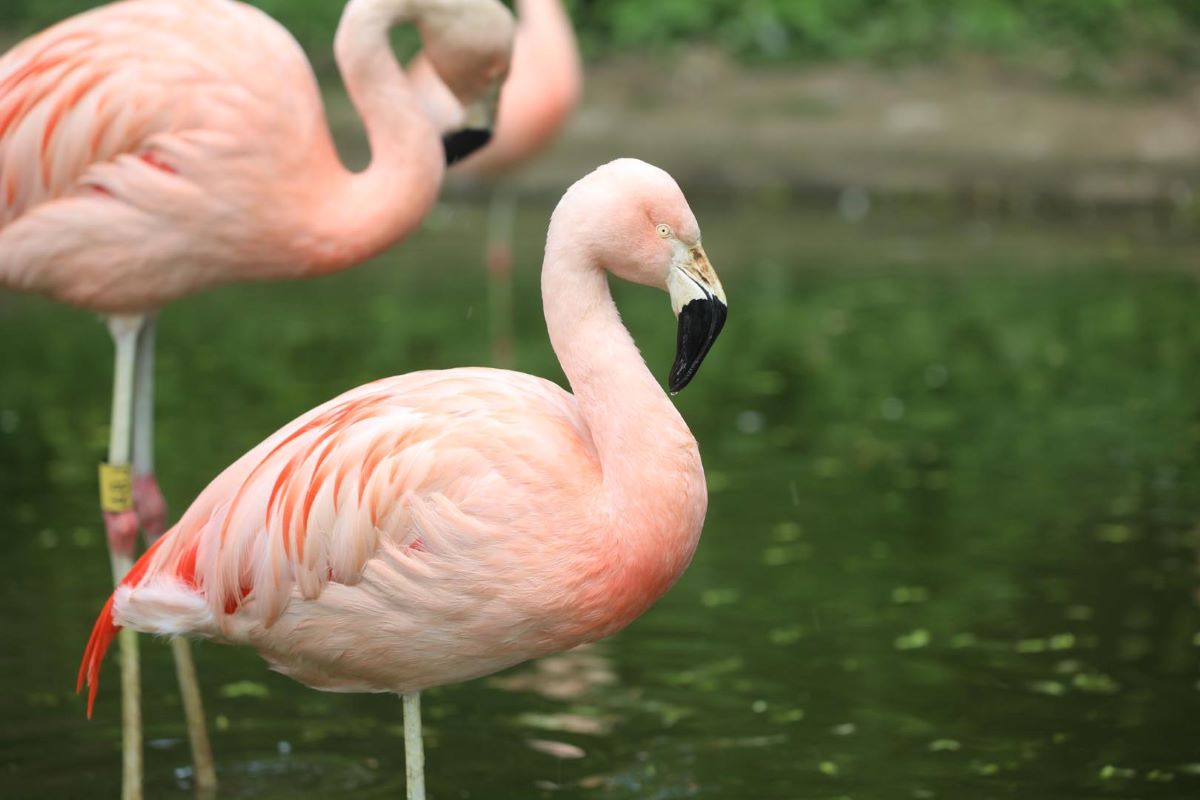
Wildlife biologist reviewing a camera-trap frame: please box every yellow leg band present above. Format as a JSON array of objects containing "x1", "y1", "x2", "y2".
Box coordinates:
[{"x1": 99, "y1": 463, "x2": 134, "y2": 512}]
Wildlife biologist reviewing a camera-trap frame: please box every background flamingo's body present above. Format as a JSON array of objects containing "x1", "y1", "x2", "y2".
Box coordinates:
[{"x1": 0, "y1": 0, "x2": 447, "y2": 312}]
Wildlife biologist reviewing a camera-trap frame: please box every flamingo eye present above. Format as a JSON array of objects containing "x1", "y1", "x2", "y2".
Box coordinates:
[{"x1": 656, "y1": 224, "x2": 672, "y2": 239}]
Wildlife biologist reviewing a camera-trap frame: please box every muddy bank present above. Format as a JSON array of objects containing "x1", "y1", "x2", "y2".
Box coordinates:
[{"x1": 416, "y1": 50, "x2": 1200, "y2": 214}]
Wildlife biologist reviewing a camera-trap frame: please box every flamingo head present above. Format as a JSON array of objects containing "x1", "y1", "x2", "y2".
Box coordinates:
[
  {"x1": 556, "y1": 159, "x2": 729, "y2": 394},
  {"x1": 418, "y1": 0, "x2": 514, "y2": 163}
]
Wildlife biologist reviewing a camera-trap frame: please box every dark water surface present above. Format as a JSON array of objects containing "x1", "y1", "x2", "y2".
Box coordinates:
[{"x1": 1, "y1": 200, "x2": 1198, "y2": 798}]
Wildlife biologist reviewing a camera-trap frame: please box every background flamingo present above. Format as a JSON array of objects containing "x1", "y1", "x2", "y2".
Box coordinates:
[
  {"x1": 411, "y1": 0, "x2": 582, "y2": 364},
  {"x1": 79, "y1": 158, "x2": 728, "y2": 799},
  {"x1": 0, "y1": 0, "x2": 514, "y2": 795}
]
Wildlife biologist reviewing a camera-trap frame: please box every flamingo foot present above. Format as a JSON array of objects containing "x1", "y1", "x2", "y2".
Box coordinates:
[
  {"x1": 133, "y1": 474, "x2": 168, "y2": 542},
  {"x1": 104, "y1": 509, "x2": 140, "y2": 557}
]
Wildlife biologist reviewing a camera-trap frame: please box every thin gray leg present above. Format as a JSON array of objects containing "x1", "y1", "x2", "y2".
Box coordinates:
[{"x1": 403, "y1": 692, "x2": 426, "y2": 800}]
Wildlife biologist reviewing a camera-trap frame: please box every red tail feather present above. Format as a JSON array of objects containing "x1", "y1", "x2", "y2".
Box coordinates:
[
  {"x1": 77, "y1": 535, "x2": 170, "y2": 717},
  {"x1": 77, "y1": 594, "x2": 117, "y2": 718}
]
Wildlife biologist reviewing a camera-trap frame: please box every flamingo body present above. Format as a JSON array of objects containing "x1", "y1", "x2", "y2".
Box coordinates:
[{"x1": 81, "y1": 159, "x2": 727, "y2": 723}]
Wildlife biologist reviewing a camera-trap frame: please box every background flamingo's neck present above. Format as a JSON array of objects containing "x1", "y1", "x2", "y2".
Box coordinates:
[
  {"x1": 517, "y1": 0, "x2": 571, "y2": 32},
  {"x1": 308, "y1": 0, "x2": 444, "y2": 268}
]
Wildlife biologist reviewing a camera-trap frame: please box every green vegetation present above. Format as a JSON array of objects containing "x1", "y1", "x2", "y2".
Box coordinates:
[
  {"x1": 3, "y1": 0, "x2": 1199, "y2": 74},
  {"x1": 574, "y1": 0, "x2": 1200, "y2": 64}
]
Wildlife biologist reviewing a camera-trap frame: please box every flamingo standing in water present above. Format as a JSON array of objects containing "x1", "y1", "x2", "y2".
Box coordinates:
[
  {"x1": 80, "y1": 158, "x2": 728, "y2": 799},
  {"x1": 0, "y1": 0, "x2": 513, "y2": 795},
  {"x1": 411, "y1": 0, "x2": 582, "y2": 364}
]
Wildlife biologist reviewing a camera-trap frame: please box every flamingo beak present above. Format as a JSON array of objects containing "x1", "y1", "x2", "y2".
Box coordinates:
[
  {"x1": 442, "y1": 81, "x2": 501, "y2": 165},
  {"x1": 667, "y1": 245, "x2": 727, "y2": 394},
  {"x1": 442, "y1": 128, "x2": 491, "y2": 165}
]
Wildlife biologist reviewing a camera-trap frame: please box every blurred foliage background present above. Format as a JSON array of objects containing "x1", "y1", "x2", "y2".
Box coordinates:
[{"x1": 4, "y1": 0, "x2": 1200, "y2": 77}]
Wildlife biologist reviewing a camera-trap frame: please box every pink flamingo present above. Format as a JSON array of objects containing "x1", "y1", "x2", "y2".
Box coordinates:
[
  {"x1": 410, "y1": 0, "x2": 582, "y2": 364},
  {"x1": 0, "y1": 0, "x2": 513, "y2": 795},
  {"x1": 80, "y1": 158, "x2": 728, "y2": 799}
]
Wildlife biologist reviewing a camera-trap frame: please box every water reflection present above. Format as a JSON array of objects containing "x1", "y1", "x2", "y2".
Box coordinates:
[{"x1": 491, "y1": 646, "x2": 617, "y2": 703}]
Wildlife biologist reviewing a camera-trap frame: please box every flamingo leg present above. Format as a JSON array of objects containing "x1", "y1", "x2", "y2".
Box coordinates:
[
  {"x1": 131, "y1": 316, "x2": 166, "y2": 541},
  {"x1": 104, "y1": 314, "x2": 146, "y2": 800},
  {"x1": 169, "y1": 638, "x2": 217, "y2": 794},
  {"x1": 485, "y1": 185, "x2": 517, "y2": 368},
  {"x1": 130, "y1": 315, "x2": 218, "y2": 794},
  {"x1": 402, "y1": 692, "x2": 426, "y2": 800}
]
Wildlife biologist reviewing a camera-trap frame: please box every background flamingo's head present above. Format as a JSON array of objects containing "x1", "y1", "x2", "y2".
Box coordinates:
[{"x1": 418, "y1": 0, "x2": 514, "y2": 162}]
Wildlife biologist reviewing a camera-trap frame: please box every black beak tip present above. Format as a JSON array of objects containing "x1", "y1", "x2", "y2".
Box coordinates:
[
  {"x1": 442, "y1": 128, "x2": 493, "y2": 165},
  {"x1": 668, "y1": 297, "x2": 727, "y2": 394}
]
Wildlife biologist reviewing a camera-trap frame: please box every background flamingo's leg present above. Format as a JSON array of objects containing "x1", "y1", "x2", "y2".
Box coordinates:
[
  {"x1": 104, "y1": 313, "x2": 146, "y2": 800},
  {"x1": 486, "y1": 185, "x2": 517, "y2": 368}
]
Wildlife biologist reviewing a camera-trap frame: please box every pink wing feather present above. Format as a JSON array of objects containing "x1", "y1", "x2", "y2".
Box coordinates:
[{"x1": 3, "y1": 0, "x2": 206, "y2": 224}]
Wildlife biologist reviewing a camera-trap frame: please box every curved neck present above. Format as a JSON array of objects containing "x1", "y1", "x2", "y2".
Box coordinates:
[
  {"x1": 310, "y1": 0, "x2": 444, "y2": 268},
  {"x1": 515, "y1": 0, "x2": 579, "y2": 84},
  {"x1": 541, "y1": 231, "x2": 697, "y2": 516},
  {"x1": 541, "y1": 224, "x2": 706, "y2": 632}
]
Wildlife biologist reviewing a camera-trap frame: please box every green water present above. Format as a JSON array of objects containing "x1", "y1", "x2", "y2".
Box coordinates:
[{"x1": 1, "y1": 200, "x2": 1198, "y2": 798}]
